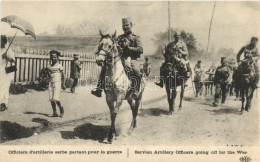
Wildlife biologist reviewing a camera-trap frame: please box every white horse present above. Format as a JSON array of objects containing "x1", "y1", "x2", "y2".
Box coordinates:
[{"x1": 95, "y1": 31, "x2": 145, "y2": 143}]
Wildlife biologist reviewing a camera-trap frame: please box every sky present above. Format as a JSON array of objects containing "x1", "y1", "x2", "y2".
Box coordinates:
[{"x1": 1, "y1": 1, "x2": 260, "y2": 55}]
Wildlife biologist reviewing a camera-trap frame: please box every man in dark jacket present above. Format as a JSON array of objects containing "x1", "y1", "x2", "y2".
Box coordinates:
[
  {"x1": 70, "y1": 54, "x2": 81, "y2": 93},
  {"x1": 213, "y1": 57, "x2": 231, "y2": 107},
  {"x1": 91, "y1": 17, "x2": 143, "y2": 98},
  {"x1": 237, "y1": 37, "x2": 259, "y2": 88}
]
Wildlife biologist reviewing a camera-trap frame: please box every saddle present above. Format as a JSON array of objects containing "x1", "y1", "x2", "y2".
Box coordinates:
[{"x1": 162, "y1": 62, "x2": 187, "y2": 77}]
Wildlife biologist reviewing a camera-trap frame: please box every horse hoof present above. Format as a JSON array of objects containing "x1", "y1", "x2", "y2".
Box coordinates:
[
  {"x1": 178, "y1": 107, "x2": 182, "y2": 111},
  {"x1": 168, "y1": 111, "x2": 173, "y2": 115}
]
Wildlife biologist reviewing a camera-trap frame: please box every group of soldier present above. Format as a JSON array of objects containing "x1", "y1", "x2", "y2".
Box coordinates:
[
  {"x1": 1, "y1": 16, "x2": 258, "y2": 116},
  {"x1": 91, "y1": 17, "x2": 259, "y2": 109}
]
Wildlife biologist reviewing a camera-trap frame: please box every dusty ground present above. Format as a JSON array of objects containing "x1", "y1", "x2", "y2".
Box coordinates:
[{"x1": 0, "y1": 81, "x2": 259, "y2": 146}]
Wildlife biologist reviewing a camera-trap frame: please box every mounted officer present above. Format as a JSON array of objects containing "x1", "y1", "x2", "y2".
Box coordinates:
[
  {"x1": 155, "y1": 30, "x2": 192, "y2": 88},
  {"x1": 91, "y1": 17, "x2": 143, "y2": 98},
  {"x1": 213, "y1": 57, "x2": 231, "y2": 107},
  {"x1": 236, "y1": 37, "x2": 259, "y2": 88}
]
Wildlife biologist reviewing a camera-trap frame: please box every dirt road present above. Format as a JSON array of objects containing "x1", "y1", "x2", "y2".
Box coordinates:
[{"x1": 0, "y1": 82, "x2": 259, "y2": 146}]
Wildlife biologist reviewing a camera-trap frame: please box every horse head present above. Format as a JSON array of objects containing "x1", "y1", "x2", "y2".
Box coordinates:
[
  {"x1": 95, "y1": 30, "x2": 119, "y2": 66},
  {"x1": 240, "y1": 58, "x2": 255, "y2": 75}
]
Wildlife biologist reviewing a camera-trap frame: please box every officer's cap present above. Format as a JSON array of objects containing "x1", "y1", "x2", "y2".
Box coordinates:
[
  {"x1": 251, "y1": 37, "x2": 258, "y2": 42},
  {"x1": 73, "y1": 54, "x2": 80, "y2": 58},
  {"x1": 197, "y1": 60, "x2": 201, "y2": 63},
  {"x1": 50, "y1": 50, "x2": 61, "y2": 57},
  {"x1": 221, "y1": 57, "x2": 226, "y2": 62},
  {"x1": 122, "y1": 17, "x2": 132, "y2": 25},
  {"x1": 1, "y1": 35, "x2": 7, "y2": 46},
  {"x1": 174, "y1": 30, "x2": 181, "y2": 36}
]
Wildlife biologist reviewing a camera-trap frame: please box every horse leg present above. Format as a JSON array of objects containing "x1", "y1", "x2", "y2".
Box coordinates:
[
  {"x1": 245, "y1": 88, "x2": 249, "y2": 111},
  {"x1": 172, "y1": 89, "x2": 177, "y2": 112},
  {"x1": 107, "y1": 97, "x2": 123, "y2": 143},
  {"x1": 106, "y1": 99, "x2": 116, "y2": 143},
  {"x1": 127, "y1": 99, "x2": 135, "y2": 133},
  {"x1": 205, "y1": 84, "x2": 208, "y2": 96},
  {"x1": 166, "y1": 87, "x2": 173, "y2": 114},
  {"x1": 179, "y1": 85, "x2": 184, "y2": 110},
  {"x1": 195, "y1": 82, "x2": 199, "y2": 97},
  {"x1": 211, "y1": 84, "x2": 213, "y2": 96},
  {"x1": 240, "y1": 89, "x2": 245, "y2": 114},
  {"x1": 247, "y1": 87, "x2": 255, "y2": 111},
  {"x1": 235, "y1": 86, "x2": 239, "y2": 100}
]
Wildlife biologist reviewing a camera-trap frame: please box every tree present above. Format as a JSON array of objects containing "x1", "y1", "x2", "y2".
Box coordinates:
[{"x1": 152, "y1": 28, "x2": 200, "y2": 59}]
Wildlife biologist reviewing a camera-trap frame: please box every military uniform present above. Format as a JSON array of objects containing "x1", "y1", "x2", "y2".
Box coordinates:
[
  {"x1": 70, "y1": 54, "x2": 81, "y2": 93},
  {"x1": 118, "y1": 33, "x2": 143, "y2": 76},
  {"x1": 156, "y1": 38, "x2": 191, "y2": 87},
  {"x1": 91, "y1": 17, "x2": 143, "y2": 98},
  {"x1": 213, "y1": 58, "x2": 231, "y2": 106},
  {"x1": 237, "y1": 43, "x2": 259, "y2": 86}
]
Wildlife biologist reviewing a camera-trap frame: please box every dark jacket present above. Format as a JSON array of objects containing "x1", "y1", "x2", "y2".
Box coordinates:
[
  {"x1": 70, "y1": 60, "x2": 81, "y2": 78},
  {"x1": 118, "y1": 33, "x2": 143, "y2": 60}
]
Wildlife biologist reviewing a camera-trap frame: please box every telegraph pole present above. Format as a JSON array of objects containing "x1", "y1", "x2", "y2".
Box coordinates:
[
  {"x1": 168, "y1": 1, "x2": 171, "y2": 42},
  {"x1": 206, "y1": 1, "x2": 216, "y2": 55}
]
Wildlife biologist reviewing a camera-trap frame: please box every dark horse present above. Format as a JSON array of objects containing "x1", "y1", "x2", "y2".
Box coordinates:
[
  {"x1": 162, "y1": 61, "x2": 188, "y2": 115},
  {"x1": 236, "y1": 58, "x2": 257, "y2": 114}
]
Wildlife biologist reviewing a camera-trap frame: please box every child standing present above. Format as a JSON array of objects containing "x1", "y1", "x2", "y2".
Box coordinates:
[{"x1": 48, "y1": 50, "x2": 66, "y2": 118}]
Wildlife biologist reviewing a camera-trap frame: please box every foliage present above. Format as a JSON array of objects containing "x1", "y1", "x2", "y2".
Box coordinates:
[
  {"x1": 152, "y1": 28, "x2": 199, "y2": 59},
  {"x1": 9, "y1": 83, "x2": 28, "y2": 95},
  {"x1": 38, "y1": 68, "x2": 51, "y2": 90},
  {"x1": 65, "y1": 78, "x2": 74, "y2": 88}
]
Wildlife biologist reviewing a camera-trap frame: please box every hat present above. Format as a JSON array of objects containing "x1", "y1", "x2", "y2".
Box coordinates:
[
  {"x1": 1, "y1": 35, "x2": 7, "y2": 46},
  {"x1": 73, "y1": 54, "x2": 80, "y2": 58},
  {"x1": 221, "y1": 57, "x2": 226, "y2": 63},
  {"x1": 251, "y1": 37, "x2": 258, "y2": 41},
  {"x1": 122, "y1": 17, "x2": 132, "y2": 25},
  {"x1": 174, "y1": 30, "x2": 181, "y2": 36},
  {"x1": 197, "y1": 60, "x2": 202, "y2": 63},
  {"x1": 49, "y1": 50, "x2": 61, "y2": 56}
]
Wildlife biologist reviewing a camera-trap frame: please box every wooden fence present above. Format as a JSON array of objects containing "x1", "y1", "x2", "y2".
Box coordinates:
[{"x1": 11, "y1": 46, "x2": 101, "y2": 83}]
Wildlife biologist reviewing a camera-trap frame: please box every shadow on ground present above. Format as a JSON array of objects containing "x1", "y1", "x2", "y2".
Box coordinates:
[
  {"x1": 139, "y1": 108, "x2": 168, "y2": 117},
  {"x1": 24, "y1": 111, "x2": 49, "y2": 117},
  {"x1": 60, "y1": 123, "x2": 109, "y2": 143},
  {"x1": 0, "y1": 121, "x2": 37, "y2": 143},
  {"x1": 206, "y1": 107, "x2": 241, "y2": 115}
]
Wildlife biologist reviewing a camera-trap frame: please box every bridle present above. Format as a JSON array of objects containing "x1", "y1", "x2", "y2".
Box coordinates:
[{"x1": 95, "y1": 37, "x2": 122, "y2": 65}]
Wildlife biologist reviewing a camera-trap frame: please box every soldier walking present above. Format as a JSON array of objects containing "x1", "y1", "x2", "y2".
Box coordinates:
[
  {"x1": 70, "y1": 54, "x2": 81, "y2": 93},
  {"x1": 213, "y1": 57, "x2": 231, "y2": 107}
]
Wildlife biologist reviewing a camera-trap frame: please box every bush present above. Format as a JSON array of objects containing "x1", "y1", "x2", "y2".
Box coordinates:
[
  {"x1": 65, "y1": 78, "x2": 73, "y2": 88},
  {"x1": 9, "y1": 83, "x2": 28, "y2": 95},
  {"x1": 38, "y1": 68, "x2": 51, "y2": 90}
]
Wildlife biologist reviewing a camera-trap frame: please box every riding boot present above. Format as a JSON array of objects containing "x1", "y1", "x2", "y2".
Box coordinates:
[
  {"x1": 91, "y1": 66, "x2": 105, "y2": 97},
  {"x1": 213, "y1": 85, "x2": 220, "y2": 107},
  {"x1": 0, "y1": 103, "x2": 7, "y2": 111},
  {"x1": 155, "y1": 65, "x2": 164, "y2": 88},
  {"x1": 59, "y1": 106, "x2": 64, "y2": 118},
  {"x1": 49, "y1": 102, "x2": 58, "y2": 117}
]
